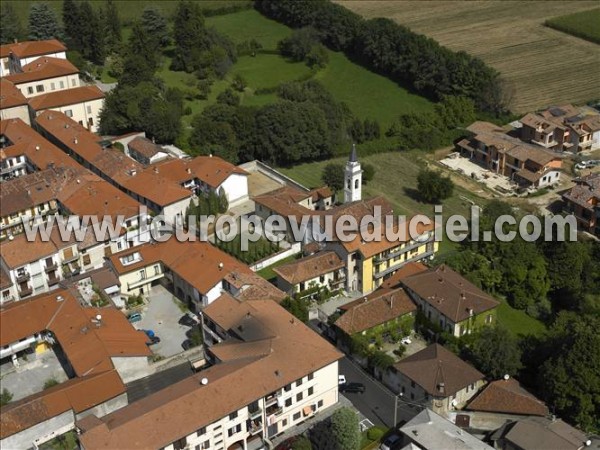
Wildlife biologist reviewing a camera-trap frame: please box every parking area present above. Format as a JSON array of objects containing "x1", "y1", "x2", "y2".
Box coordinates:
[
  {"x1": 1, "y1": 349, "x2": 69, "y2": 402},
  {"x1": 132, "y1": 285, "x2": 195, "y2": 358}
]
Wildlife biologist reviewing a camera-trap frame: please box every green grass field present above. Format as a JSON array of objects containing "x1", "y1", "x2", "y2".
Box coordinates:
[
  {"x1": 497, "y1": 299, "x2": 546, "y2": 337},
  {"x1": 545, "y1": 8, "x2": 600, "y2": 45},
  {"x1": 232, "y1": 54, "x2": 312, "y2": 90}
]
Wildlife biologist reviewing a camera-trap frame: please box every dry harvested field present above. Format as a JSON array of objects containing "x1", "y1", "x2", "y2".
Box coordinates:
[{"x1": 336, "y1": 1, "x2": 600, "y2": 113}]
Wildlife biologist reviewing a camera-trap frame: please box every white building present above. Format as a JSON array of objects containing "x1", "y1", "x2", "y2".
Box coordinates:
[
  {"x1": 0, "y1": 39, "x2": 67, "y2": 78},
  {"x1": 4, "y1": 57, "x2": 79, "y2": 99},
  {"x1": 344, "y1": 144, "x2": 362, "y2": 203},
  {"x1": 78, "y1": 294, "x2": 343, "y2": 450},
  {"x1": 0, "y1": 79, "x2": 30, "y2": 125}
]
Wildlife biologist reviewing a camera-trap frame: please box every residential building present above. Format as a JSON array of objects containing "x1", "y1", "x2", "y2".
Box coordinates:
[
  {"x1": 399, "y1": 409, "x2": 494, "y2": 450},
  {"x1": 520, "y1": 105, "x2": 600, "y2": 152},
  {"x1": 78, "y1": 294, "x2": 343, "y2": 450},
  {"x1": 107, "y1": 238, "x2": 284, "y2": 310},
  {"x1": 0, "y1": 79, "x2": 30, "y2": 125},
  {"x1": 0, "y1": 39, "x2": 67, "y2": 77},
  {"x1": 273, "y1": 250, "x2": 345, "y2": 296},
  {"x1": 562, "y1": 173, "x2": 600, "y2": 236},
  {"x1": 457, "y1": 121, "x2": 563, "y2": 188},
  {"x1": 383, "y1": 344, "x2": 485, "y2": 417},
  {"x1": 0, "y1": 288, "x2": 151, "y2": 449},
  {"x1": 400, "y1": 264, "x2": 499, "y2": 337},
  {"x1": 491, "y1": 417, "x2": 590, "y2": 450},
  {"x1": 4, "y1": 57, "x2": 79, "y2": 99},
  {"x1": 28, "y1": 85, "x2": 104, "y2": 132},
  {"x1": 333, "y1": 286, "x2": 416, "y2": 344},
  {"x1": 344, "y1": 144, "x2": 362, "y2": 203},
  {"x1": 126, "y1": 136, "x2": 169, "y2": 165}
]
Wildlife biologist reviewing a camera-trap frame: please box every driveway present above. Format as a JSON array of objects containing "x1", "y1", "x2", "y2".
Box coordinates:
[{"x1": 134, "y1": 286, "x2": 192, "y2": 358}]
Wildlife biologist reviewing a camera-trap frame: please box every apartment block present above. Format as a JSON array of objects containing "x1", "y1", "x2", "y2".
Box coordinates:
[{"x1": 562, "y1": 173, "x2": 600, "y2": 236}]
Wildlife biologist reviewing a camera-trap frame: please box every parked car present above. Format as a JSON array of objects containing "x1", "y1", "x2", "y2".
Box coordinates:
[
  {"x1": 178, "y1": 312, "x2": 199, "y2": 327},
  {"x1": 575, "y1": 161, "x2": 589, "y2": 170},
  {"x1": 380, "y1": 433, "x2": 402, "y2": 450},
  {"x1": 142, "y1": 329, "x2": 155, "y2": 338},
  {"x1": 146, "y1": 336, "x2": 161, "y2": 345},
  {"x1": 338, "y1": 374, "x2": 347, "y2": 385},
  {"x1": 186, "y1": 325, "x2": 201, "y2": 339},
  {"x1": 127, "y1": 313, "x2": 142, "y2": 323},
  {"x1": 400, "y1": 336, "x2": 412, "y2": 345},
  {"x1": 182, "y1": 339, "x2": 193, "y2": 351},
  {"x1": 341, "y1": 382, "x2": 365, "y2": 394}
]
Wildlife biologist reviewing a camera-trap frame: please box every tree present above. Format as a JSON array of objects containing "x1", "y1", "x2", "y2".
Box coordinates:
[
  {"x1": 126, "y1": 21, "x2": 159, "y2": 71},
  {"x1": 306, "y1": 43, "x2": 329, "y2": 69},
  {"x1": 538, "y1": 313, "x2": 600, "y2": 433},
  {"x1": 369, "y1": 350, "x2": 395, "y2": 371},
  {"x1": 467, "y1": 326, "x2": 522, "y2": 379},
  {"x1": 141, "y1": 6, "x2": 169, "y2": 47},
  {"x1": 0, "y1": 388, "x2": 13, "y2": 406},
  {"x1": 281, "y1": 297, "x2": 309, "y2": 323},
  {"x1": 435, "y1": 96, "x2": 476, "y2": 130},
  {"x1": 362, "y1": 163, "x2": 375, "y2": 184},
  {"x1": 28, "y1": 2, "x2": 61, "y2": 40},
  {"x1": 79, "y1": 1, "x2": 105, "y2": 64},
  {"x1": 278, "y1": 27, "x2": 319, "y2": 62},
  {"x1": 172, "y1": 0, "x2": 207, "y2": 72},
  {"x1": 417, "y1": 169, "x2": 454, "y2": 203},
  {"x1": 0, "y1": 3, "x2": 22, "y2": 44},
  {"x1": 327, "y1": 407, "x2": 360, "y2": 450},
  {"x1": 62, "y1": 0, "x2": 83, "y2": 50},
  {"x1": 217, "y1": 89, "x2": 241, "y2": 106},
  {"x1": 231, "y1": 74, "x2": 247, "y2": 92},
  {"x1": 291, "y1": 436, "x2": 312, "y2": 450},
  {"x1": 322, "y1": 163, "x2": 345, "y2": 193},
  {"x1": 348, "y1": 119, "x2": 364, "y2": 143},
  {"x1": 103, "y1": 0, "x2": 122, "y2": 53}
]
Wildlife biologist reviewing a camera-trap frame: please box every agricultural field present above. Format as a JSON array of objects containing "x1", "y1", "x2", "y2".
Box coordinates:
[
  {"x1": 337, "y1": 1, "x2": 600, "y2": 114},
  {"x1": 545, "y1": 8, "x2": 600, "y2": 45}
]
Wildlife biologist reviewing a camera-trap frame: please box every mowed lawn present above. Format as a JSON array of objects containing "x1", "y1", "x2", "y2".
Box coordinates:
[
  {"x1": 337, "y1": 1, "x2": 600, "y2": 113},
  {"x1": 497, "y1": 299, "x2": 546, "y2": 337},
  {"x1": 280, "y1": 151, "x2": 483, "y2": 219},
  {"x1": 545, "y1": 7, "x2": 600, "y2": 44}
]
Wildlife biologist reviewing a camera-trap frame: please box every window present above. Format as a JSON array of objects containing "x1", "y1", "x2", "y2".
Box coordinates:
[
  {"x1": 308, "y1": 387, "x2": 314, "y2": 396},
  {"x1": 196, "y1": 427, "x2": 206, "y2": 437},
  {"x1": 71, "y1": 78, "x2": 77, "y2": 87},
  {"x1": 282, "y1": 418, "x2": 288, "y2": 427},
  {"x1": 317, "y1": 400, "x2": 323, "y2": 408},
  {"x1": 227, "y1": 424, "x2": 241, "y2": 437},
  {"x1": 50, "y1": 82, "x2": 56, "y2": 90},
  {"x1": 87, "y1": 105, "x2": 92, "y2": 114},
  {"x1": 229, "y1": 411, "x2": 238, "y2": 420},
  {"x1": 285, "y1": 398, "x2": 292, "y2": 407},
  {"x1": 284, "y1": 383, "x2": 292, "y2": 392},
  {"x1": 27, "y1": 87, "x2": 34, "y2": 94},
  {"x1": 410, "y1": 393, "x2": 415, "y2": 400},
  {"x1": 293, "y1": 412, "x2": 301, "y2": 421},
  {"x1": 486, "y1": 314, "x2": 493, "y2": 324},
  {"x1": 411, "y1": 381, "x2": 415, "y2": 388},
  {"x1": 319, "y1": 275, "x2": 325, "y2": 283},
  {"x1": 139, "y1": 270, "x2": 146, "y2": 280},
  {"x1": 296, "y1": 377, "x2": 303, "y2": 386},
  {"x1": 201, "y1": 441, "x2": 210, "y2": 450},
  {"x1": 36, "y1": 85, "x2": 44, "y2": 93},
  {"x1": 296, "y1": 392, "x2": 303, "y2": 402},
  {"x1": 307, "y1": 372, "x2": 314, "y2": 381},
  {"x1": 65, "y1": 110, "x2": 73, "y2": 118},
  {"x1": 60, "y1": 81, "x2": 65, "y2": 89},
  {"x1": 82, "y1": 254, "x2": 91, "y2": 266}
]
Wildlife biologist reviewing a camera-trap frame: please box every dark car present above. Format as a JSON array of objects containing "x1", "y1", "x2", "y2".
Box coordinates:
[
  {"x1": 186, "y1": 325, "x2": 201, "y2": 339},
  {"x1": 182, "y1": 339, "x2": 193, "y2": 351},
  {"x1": 146, "y1": 336, "x2": 161, "y2": 345},
  {"x1": 341, "y1": 382, "x2": 366, "y2": 394},
  {"x1": 379, "y1": 433, "x2": 402, "y2": 450},
  {"x1": 178, "y1": 313, "x2": 198, "y2": 327}
]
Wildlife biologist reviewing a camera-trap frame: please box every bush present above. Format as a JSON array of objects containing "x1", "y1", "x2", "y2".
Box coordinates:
[
  {"x1": 417, "y1": 169, "x2": 454, "y2": 203},
  {"x1": 184, "y1": 106, "x2": 193, "y2": 116},
  {"x1": 44, "y1": 378, "x2": 59, "y2": 390},
  {"x1": 0, "y1": 388, "x2": 13, "y2": 406},
  {"x1": 366, "y1": 427, "x2": 386, "y2": 441},
  {"x1": 393, "y1": 345, "x2": 406, "y2": 358}
]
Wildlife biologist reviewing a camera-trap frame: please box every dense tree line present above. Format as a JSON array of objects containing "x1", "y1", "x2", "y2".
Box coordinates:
[
  {"x1": 189, "y1": 80, "x2": 374, "y2": 166},
  {"x1": 255, "y1": 0, "x2": 508, "y2": 114}
]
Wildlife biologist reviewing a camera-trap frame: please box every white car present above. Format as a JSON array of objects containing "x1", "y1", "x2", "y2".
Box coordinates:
[
  {"x1": 401, "y1": 337, "x2": 412, "y2": 345},
  {"x1": 575, "y1": 162, "x2": 588, "y2": 170},
  {"x1": 338, "y1": 374, "x2": 347, "y2": 385}
]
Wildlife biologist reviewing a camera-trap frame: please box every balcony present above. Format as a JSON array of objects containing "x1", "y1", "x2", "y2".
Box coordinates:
[
  {"x1": 44, "y1": 263, "x2": 58, "y2": 273},
  {"x1": 532, "y1": 138, "x2": 558, "y2": 148},
  {"x1": 19, "y1": 286, "x2": 33, "y2": 298},
  {"x1": 127, "y1": 272, "x2": 163, "y2": 290},
  {"x1": 374, "y1": 250, "x2": 435, "y2": 279},
  {"x1": 47, "y1": 275, "x2": 60, "y2": 286},
  {"x1": 264, "y1": 391, "x2": 281, "y2": 407},
  {"x1": 265, "y1": 404, "x2": 282, "y2": 416},
  {"x1": 247, "y1": 419, "x2": 263, "y2": 436},
  {"x1": 16, "y1": 272, "x2": 30, "y2": 283},
  {"x1": 248, "y1": 407, "x2": 263, "y2": 420},
  {"x1": 62, "y1": 252, "x2": 79, "y2": 264},
  {"x1": 374, "y1": 235, "x2": 434, "y2": 264}
]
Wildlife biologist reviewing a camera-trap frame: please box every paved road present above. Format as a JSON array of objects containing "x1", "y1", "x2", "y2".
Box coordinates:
[
  {"x1": 339, "y1": 357, "x2": 420, "y2": 429},
  {"x1": 126, "y1": 362, "x2": 194, "y2": 403}
]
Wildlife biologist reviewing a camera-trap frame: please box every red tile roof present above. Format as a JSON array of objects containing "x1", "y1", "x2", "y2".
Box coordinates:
[
  {"x1": 466, "y1": 378, "x2": 549, "y2": 416},
  {"x1": 273, "y1": 251, "x2": 344, "y2": 285},
  {"x1": 28, "y1": 85, "x2": 104, "y2": 111},
  {"x1": 5, "y1": 57, "x2": 78, "y2": 84},
  {"x1": 0, "y1": 39, "x2": 66, "y2": 59},
  {"x1": 0, "y1": 79, "x2": 28, "y2": 109}
]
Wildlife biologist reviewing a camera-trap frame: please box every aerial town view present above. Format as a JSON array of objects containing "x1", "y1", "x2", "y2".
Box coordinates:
[{"x1": 0, "y1": 1, "x2": 598, "y2": 449}]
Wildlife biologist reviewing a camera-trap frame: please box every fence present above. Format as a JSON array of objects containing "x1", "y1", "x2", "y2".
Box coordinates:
[{"x1": 250, "y1": 242, "x2": 301, "y2": 271}]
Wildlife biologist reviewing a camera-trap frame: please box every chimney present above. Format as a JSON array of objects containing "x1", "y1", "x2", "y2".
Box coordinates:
[
  {"x1": 154, "y1": 167, "x2": 159, "y2": 174},
  {"x1": 186, "y1": 167, "x2": 192, "y2": 174},
  {"x1": 218, "y1": 262, "x2": 224, "y2": 271}
]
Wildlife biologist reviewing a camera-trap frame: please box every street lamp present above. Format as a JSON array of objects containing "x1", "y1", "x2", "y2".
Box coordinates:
[{"x1": 393, "y1": 393, "x2": 403, "y2": 428}]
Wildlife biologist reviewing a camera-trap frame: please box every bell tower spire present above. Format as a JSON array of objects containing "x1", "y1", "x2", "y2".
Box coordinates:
[{"x1": 344, "y1": 144, "x2": 362, "y2": 203}]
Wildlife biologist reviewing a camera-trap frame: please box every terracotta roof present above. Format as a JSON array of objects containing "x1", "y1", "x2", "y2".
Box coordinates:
[
  {"x1": 393, "y1": 344, "x2": 484, "y2": 397},
  {"x1": 380, "y1": 261, "x2": 428, "y2": 289},
  {"x1": 0, "y1": 118, "x2": 80, "y2": 170},
  {"x1": 109, "y1": 239, "x2": 260, "y2": 296},
  {"x1": 402, "y1": 264, "x2": 499, "y2": 323},
  {"x1": 28, "y1": 85, "x2": 104, "y2": 111},
  {"x1": 127, "y1": 136, "x2": 164, "y2": 159},
  {"x1": 335, "y1": 287, "x2": 416, "y2": 335},
  {"x1": 79, "y1": 295, "x2": 342, "y2": 450},
  {"x1": 253, "y1": 185, "x2": 316, "y2": 219},
  {"x1": 0, "y1": 231, "x2": 60, "y2": 268},
  {"x1": 466, "y1": 378, "x2": 549, "y2": 416},
  {"x1": 0, "y1": 39, "x2": 66, "y2": 59},
  {"x1": 223, "y1": 270, "x2": 286, "y2": 303},
  {"x1": 0, "y1": 370, "x2": 125, "y2": 439},
  {"x1": 5, "y1": 57, "x2": 78, "y2": 85},
  {"x1": 562, "y1": 173, "x2": 600, "y2": 211},
  {"x1": 0, "y1": 267, "x2": 13, "y2": 289},
  {"x1": 0, "y1": 79, "x2": 28, "y2": 109},
  {"x1": 273, "y1": 251, "x2": 344, "y2": 285},
  {"x1": 501, "y1": 417, "x2": 588, "y2": 450}
]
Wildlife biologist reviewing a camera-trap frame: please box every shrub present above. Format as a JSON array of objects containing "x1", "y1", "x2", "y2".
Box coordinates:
[
  {"x1": 44, "y1": 378, "x2": 59, "y2": 390},
  {"x1": 367, "y1": 426, "x2": 386, "y2": 441},
  {"x1": 0, "y1": 388, "x2": 13, "y2": 406}
]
